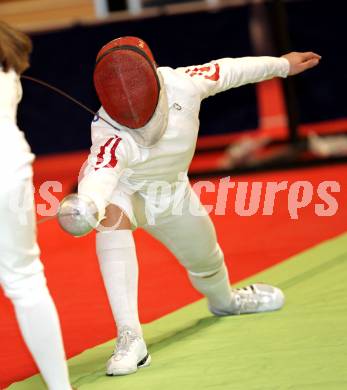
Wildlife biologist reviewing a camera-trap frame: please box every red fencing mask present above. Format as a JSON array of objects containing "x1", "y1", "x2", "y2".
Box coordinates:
[{"x1": 94, "y1": 36, "x2": 160, "y2": 129}]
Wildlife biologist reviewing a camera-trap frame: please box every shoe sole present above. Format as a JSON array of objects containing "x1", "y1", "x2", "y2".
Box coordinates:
[{"x1": 106, "y1": 353, "x2": 151, "y2": 376}]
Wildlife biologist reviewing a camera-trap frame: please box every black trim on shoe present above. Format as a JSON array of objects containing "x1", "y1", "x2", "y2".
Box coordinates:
[{"x1": 137, "y1": 354, "x2": 150, "y2": 367}]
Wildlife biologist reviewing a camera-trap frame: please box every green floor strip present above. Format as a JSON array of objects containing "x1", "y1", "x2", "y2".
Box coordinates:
[{"x1": 9, "y1": 233, "x2": 347, "y2": 389}]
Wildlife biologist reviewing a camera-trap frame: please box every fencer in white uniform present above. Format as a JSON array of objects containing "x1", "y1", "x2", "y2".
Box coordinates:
[
  {"x1": 76, "y1": 37, "x2": 321, "y2": 376},
  {"x1": 0, "y1": 66, "x2": 73, "y2": 389}
]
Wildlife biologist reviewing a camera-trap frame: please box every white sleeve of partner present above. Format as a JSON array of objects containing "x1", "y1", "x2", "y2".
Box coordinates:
[
  {"x1": 0, "y1": 68, "x2": 21, "y2": 122},
  {"x1": 0, "y1": 119, "x2": 35, "y2": 185},
  {"x1": 176, "y1": 56, "x2": 290, "y2": 99},
  {"x1": 78, "y1": 122, "x2": 130, "y2": 218},
  {"x1": 0, "y1": 69, "x2": 34, "y2": 182}
]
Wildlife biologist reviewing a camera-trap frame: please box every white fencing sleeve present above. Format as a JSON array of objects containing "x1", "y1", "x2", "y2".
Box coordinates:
[
  {"x1": 78, "y1": 134, "x2": 127, "y2": 218},
  {"x1": 176, "y1": 56, "x2": 290, "y2": 99}
]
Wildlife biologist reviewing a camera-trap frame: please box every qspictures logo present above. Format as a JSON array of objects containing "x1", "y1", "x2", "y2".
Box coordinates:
[
  {"x1": 7, "y1": 174, "x2": 341, "y2": 226},
  {"x1": 190, "y1": 178, "x2": 340, "y2": 219}
]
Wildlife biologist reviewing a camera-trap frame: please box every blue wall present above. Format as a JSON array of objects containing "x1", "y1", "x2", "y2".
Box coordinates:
[
  {"x1": 18, "y1": 1, "x2": 347, "y2": 155},
  {"x1": 18, "y1": 6, "x2": 256, "y2": 155},
  {"x1": 285, "y1": 0, "x2": 347, "y2": 124}
]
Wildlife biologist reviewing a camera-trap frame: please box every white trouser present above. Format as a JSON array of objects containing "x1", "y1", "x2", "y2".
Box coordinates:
[
  {"x1": 0, "y1": 182, "x2": 47, "y2": 305},
  {"x1": 0, "y1": 126, "x2": 46, "y2": 303}
]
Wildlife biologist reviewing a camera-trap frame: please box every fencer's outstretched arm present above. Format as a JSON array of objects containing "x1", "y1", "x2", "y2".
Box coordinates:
[{"x1": 177, "y1": 51, "x2": 321, "y2": 99}]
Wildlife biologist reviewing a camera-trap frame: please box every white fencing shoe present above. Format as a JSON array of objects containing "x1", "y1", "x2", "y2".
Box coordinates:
[
  {"x1": 106, "y1": 326, "x2": 151, "y2": 376},
  {"x1": 210, "y1": 283, "x2": 285, "y2": 316}
]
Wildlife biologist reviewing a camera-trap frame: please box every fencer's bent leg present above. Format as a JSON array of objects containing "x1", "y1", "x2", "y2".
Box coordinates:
[
  {"x1": 0, "y1": 179, "x2": 72, "y2": 390},
  {"x1": 144, "y1": 186, "x2": 284, "y2": 315},
  {"x1": 143, "y1": 187, "x2": 234, "y2": 314},
  {"x1": 96, "y1": 203, "x2": 149, "y2": 376},
  {"x1": 96, "y1": 204, "x2": 142, "y2": 335}
]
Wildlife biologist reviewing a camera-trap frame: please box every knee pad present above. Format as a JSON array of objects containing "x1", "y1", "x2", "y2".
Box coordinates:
[
  {"x1": 186, "y1": 244, "x2": 225, "y2": 278},
  {"x1": 3, "y1": 269, "x2": 48, "y2": 307}
]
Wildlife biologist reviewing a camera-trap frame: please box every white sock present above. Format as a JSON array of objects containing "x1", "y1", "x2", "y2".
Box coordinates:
[
  {"x1": 14, "y1": 291, "x2": 72, "y2": 390},
  {"x1": 96, "y1": 230, "x2": 142, "y2": 335},
  {"x1": 188, "y1": 263, "x2": 233, "y2": 315}
]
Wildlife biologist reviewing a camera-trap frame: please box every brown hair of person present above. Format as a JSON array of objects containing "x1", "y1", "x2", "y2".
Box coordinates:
[{"x1": 0, "y1": 21, "x2": 32, "y2": 74}]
